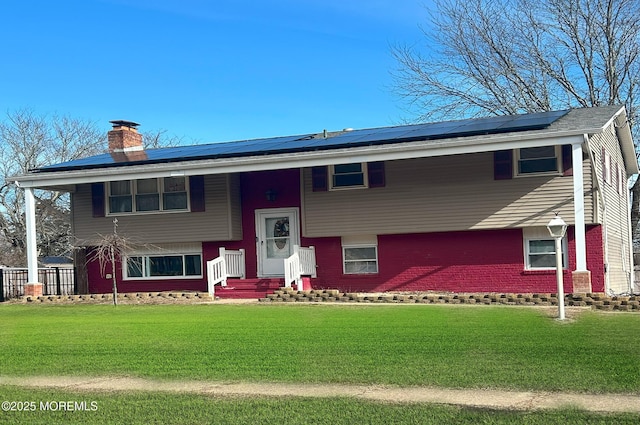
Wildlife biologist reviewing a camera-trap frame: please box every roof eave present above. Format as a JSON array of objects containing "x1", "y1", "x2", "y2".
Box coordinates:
[
  {"x1": 611, "y1": 107, "x2": 640, "y2": 175},
  {"x1": 11, "y1": 130, "x2": 587, "y2": 189}
]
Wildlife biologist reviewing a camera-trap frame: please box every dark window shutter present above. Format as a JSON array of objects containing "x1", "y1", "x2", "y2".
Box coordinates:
[
  {"x1": 562, "y1": 145, "x2": 573, "y2": 176},
  {"x1": 189, "y1": 175, "x2": 206, "y2": 212},
  {"x1": 311, "y1": 166, "x2": 328, "y2": 192},
  {"x1": 91, "y1": 183, "x2": 105, "y2": 217},
  {"x1": 494, "y1": 150, "x2": 513, "y2": 180},
  {"x1": 367, "y1": 161, "x2": 385, "y2": 188}
]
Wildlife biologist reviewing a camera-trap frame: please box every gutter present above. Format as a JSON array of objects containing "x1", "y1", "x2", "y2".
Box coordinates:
[{"x1": 11, "y1": 132, "x2": 586, "y2": 189}]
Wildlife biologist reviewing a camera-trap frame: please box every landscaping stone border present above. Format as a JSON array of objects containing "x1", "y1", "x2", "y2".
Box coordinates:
[
  {"x1": 5, "y1": 288, "x2": 640, "y2": 312},
  {"x1": 259, "y1": 288, "x2": 640, "y2": 312},
  {"x1": 6, "y1": 291, "x2": 214, "y2": 305}
]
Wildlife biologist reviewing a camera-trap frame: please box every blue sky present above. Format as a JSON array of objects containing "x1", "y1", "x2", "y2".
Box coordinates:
[{"x1": 1, "y1": 0, "x2": 430, "y2": 144}]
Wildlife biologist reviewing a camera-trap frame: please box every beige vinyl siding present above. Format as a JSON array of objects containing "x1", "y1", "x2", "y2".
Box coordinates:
[
  {"x1": 72, "y1": 174, "x2": 242, "y2": 244},
  {"x1": 302, "y1": 151, "x2": 594, "y2": 237},
  {"x1": 589, "y1": 127, "x2": 633, "y2": 294}
]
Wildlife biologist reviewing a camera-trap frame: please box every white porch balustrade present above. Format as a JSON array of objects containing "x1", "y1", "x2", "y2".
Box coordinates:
[
  {"x1": 206, "y1": 248, "x2": 245, "y2": 295},
  {"x1": 284, "y1": 245, "x2": 316, "y2": 289}
]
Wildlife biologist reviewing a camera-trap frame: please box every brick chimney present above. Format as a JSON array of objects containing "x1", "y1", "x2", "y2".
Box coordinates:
[
  {"x1": 108, "y1": 120, "x2": 142, "y2": 152},
  {"x1": 108, "y1": 120, "x2": 147, "y2": 162}
]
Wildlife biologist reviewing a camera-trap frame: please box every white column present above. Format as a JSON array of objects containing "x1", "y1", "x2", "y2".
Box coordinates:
[
  {"x1": 572, "y1": 142, "x2": 587, "y2": 271},
  {"x1": 24, "y1": 187, "x2": 39, "y2": 283},
  {"x1": 555, "y1": 236, "x2": 566, "y2": 320}
]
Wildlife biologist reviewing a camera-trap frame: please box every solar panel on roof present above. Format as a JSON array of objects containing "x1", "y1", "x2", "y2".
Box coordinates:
[
  {"x1": 299, "y1": 130, "x2": 377, "y2": 148},
  {"x1": 338, "y1": 130, "x2": 413, "y2": 144},
  {"x1": 451, "y1": 116, "x2": 515, "y2": 135},
  {"x1": 35, "y1": 109, "x2": 570, "y2": 173},
  {"x1": 496, "y1": 110, "x2": 569, "y2": 131}
]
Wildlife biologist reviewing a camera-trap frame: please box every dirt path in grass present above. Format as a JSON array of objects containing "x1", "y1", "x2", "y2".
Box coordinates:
[{"x1": 1, "y1": 375, "x2": 639, "y2": 413}]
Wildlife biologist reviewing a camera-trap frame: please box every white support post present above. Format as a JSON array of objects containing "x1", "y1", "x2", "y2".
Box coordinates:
[
  {"x1": 572, "y1": 142, "x2": 587, "y2": 271},
  {"x1": 24, "y1": 187, "x2": 39, "y2": 284},
  {"x1": 555, "y1": 237, "x2": 566, "y2": 320}
]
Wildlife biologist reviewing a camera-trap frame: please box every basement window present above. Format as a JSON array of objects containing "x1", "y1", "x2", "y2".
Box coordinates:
[
  {"x1": 124, "y1": 246, "x2": 202, "y2": 280},
  {"x1": 342, "y1": 235, "x2": 378, "y2": 274},
  {"x1": 523, "y1": 228, "x2": 567, "y2": 270}
]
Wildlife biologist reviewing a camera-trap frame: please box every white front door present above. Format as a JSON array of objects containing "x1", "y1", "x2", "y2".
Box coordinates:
[{"x1": 256, "y1": 208, "x2": 300, "y2": 277}]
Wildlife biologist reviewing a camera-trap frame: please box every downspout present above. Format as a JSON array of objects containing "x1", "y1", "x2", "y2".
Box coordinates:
[
  {"x1": 626, "y1": 178, "x2": 635, "y2": 293},
  {"x1": 585, "y1": 136, "x2": 611, "y2": 293}
]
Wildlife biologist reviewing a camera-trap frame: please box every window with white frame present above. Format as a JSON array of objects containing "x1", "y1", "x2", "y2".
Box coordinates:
[
  {"x1": 342, "y1": 235, "x2": 378, "y2": 274},
  {"x1": 330, "y1": 163, "x2": 368, "y2": 189},
  {"x1": 109, "y1": 180, "x2": 133, "y2": 213},
  {"x1": 523, "y1": 228, "x2": 567, "y2": 270},
  {"x1": 108, "y1": 177, "x2": 188, "y2": 214},
  {"x1": 516, "y1": 146, "x2": 560, "y2": 176},
  {"x1": 124, "y1": 244, "x2": 202, "y2": 280}
]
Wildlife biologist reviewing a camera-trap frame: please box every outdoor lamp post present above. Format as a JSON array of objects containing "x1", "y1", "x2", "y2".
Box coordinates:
[{"x1": 547, "y1": 214, "x2": 568, "y2": 320}]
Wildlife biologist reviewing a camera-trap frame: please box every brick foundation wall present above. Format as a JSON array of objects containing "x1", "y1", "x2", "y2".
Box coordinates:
[
  {"x1": 306, "y1": 225, "x2": 605, "y2": 294},
  {"x1": 87, "y1": 224, "x2": 605, "y2": 295}
]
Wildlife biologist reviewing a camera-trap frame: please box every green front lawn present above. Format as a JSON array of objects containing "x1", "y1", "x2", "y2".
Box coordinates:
[
  {"x1": 2, "y1": 303, "x2": 639, "y2": 393},
  {"x1": 1, "y1": 386, "x2": 639, "y2": 425}
]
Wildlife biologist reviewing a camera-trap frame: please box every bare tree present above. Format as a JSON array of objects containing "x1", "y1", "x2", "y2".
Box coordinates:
[
  {"x1": 80, "y1": 218, "x2": 166, "y2": 305},
  {"x1": 0, "y1": 109, "x2": 106, "y2": 266},
  {"x1": 391, "y1": 0, "x2": 640, "y2": 239},
  {"x1": 85, "y1": 219, "x2": 136, "y2": 305},
  {"x1": 0, "y1": 110, "x2": 191, "y2": 267},
  {"x1": 141, "y1": 129, "x2": 187, "y2": 149}
]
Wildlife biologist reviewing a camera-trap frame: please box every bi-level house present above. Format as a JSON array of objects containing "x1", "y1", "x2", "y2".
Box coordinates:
[{"x1": 13, "y1": 105, "x2": 638, "y2": 298}]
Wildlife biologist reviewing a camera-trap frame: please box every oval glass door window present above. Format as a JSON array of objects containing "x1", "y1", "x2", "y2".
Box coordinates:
[{"x1": 266, "y1": 217, "x2": 291, "y2": 258}]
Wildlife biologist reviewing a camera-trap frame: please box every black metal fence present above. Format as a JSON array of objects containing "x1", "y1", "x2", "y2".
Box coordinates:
[{"x1": 0, "y1": 268, "x2": 77, "y2": 302}]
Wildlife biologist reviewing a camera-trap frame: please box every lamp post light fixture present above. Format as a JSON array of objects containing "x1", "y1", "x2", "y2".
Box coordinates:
[{"x1": 547, "y1": 213, "x2": 568, "y2": 320}]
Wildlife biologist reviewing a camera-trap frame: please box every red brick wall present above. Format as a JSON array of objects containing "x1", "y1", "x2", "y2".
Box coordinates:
[{"x1": 306, "y1": 225, "x2": 605, "y2": 294}]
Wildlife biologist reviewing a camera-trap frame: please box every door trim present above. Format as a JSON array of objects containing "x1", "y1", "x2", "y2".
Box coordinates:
[{"x1": 255, "y1": 208, "x2": 300, "y2": 277}]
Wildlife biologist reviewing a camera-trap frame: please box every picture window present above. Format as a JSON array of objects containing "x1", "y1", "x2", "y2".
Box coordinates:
[{"x1": 125, "y1": 253, "x2": 202, "y2": 279}]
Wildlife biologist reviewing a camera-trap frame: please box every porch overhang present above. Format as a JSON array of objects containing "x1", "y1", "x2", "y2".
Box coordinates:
[{"x1": 13, "y1": 132, "x2": 585, "y2": 190}]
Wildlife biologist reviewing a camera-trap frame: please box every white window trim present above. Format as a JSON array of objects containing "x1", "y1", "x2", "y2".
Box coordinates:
[
  {"x1": 123, "y1": 245, "x2": 203, "y2": 280},
  {"x1": 523, "y1": 236, "x2": 568, "y2": 270},
  {"x1": 342, "y1": 235, "x2": 378, "y2": 275},
  {"x1": 514, "y1": 146, "x2": 562, "y2": 177},
  {"x1": 106, "y1": 177, "x2": 190, "y2": 216},
  {"x1": 329, "y1": 163, "x2": 369, "y2": 190}
]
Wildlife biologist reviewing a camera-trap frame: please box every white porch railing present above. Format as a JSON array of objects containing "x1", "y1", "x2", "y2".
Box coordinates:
[
  {"x1": 206, "y1": 248, "x2": 245, "y2": 295},
  {"x1": 284, "y1": 245, "x2": 316, "y2": 289}
]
